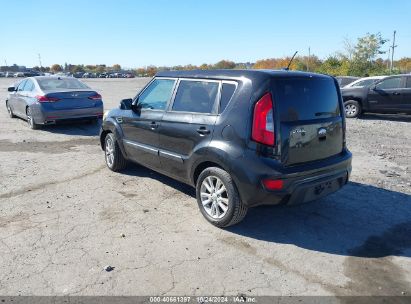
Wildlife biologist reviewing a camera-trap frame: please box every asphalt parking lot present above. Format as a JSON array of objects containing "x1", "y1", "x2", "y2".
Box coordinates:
[{"x1": 0, "y1": 78, "x2": 410, "y2": 297}]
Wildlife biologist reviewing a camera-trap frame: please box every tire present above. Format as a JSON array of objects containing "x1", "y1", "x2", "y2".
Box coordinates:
[
  {"x1": 196, "y1": 167, "x2": 247, "y2": 227},
  {"x1": 344, "y1": 100, "x2": 362, "y2": 118},
  {"x1": 26, "y1": 107, "x2": 39, "y2": 129},
  {"x1": 104, "y1": 133, "x2": 127, "y2": 172},
  {"x1": 6, "y1": 101, "x2": 15, "y2": 118}
]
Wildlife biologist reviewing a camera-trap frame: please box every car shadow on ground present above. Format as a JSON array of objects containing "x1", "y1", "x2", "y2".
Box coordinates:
[
  {"x1": 118, "y1": 164, "x2": 411, "y2": 259},
  {"x1": 37, "y1": 120, "x2": 101, "y2": 136},
  {"x1": 122, "y1": 163, "x2": 196, "y2": 198},
  {"x1": 360, "y1": 113, "x2": 411, "y2": 123},
  {"x1": 228, "y1": 182, "x2": 411, "y2": 258}
]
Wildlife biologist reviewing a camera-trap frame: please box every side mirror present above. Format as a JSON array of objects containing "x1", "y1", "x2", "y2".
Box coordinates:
[
  {"x1": 371, "y1": 85, "x2": 377, "y2": 90},
  {"x1": 119, "y1": 98, "x2": 133, "y2": 110},
  {"x1": 8, "y1": 86, "x2": 16, "y2": 92}
]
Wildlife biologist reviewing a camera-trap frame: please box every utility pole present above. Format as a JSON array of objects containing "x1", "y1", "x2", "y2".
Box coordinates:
[
  {"x1": 308, "y1": 47, "x2": 311, "y2": 72},
  {"x1": 390, "y1": 30, "x2": 397, "y2": 74},
  {"x1": 38, "y1": 53, "x2": 42, "y2": 68}
]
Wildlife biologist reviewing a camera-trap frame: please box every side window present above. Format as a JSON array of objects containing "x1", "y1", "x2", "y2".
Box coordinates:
[
  {"x1": 219, "y1": 83, "x2": 236, "y2": 113},
  {"x1": 172, "y1": 80, "x2": 219, "y2": 113},
  {"x1": 376, "y1": 77, "x2": 402, "y2": 90},
  {"x1": 17, "y1": 80, "x2": 27, "y2": 92},
  {"x1": 137, "y1": 79, "x2": 176, "y2": 110},
  {"x1": 406, "y1": 77, "x2": 411, "y2": 88},
  {"x1": 23, "y1": 80, "x2": 34, "y2": 92}
]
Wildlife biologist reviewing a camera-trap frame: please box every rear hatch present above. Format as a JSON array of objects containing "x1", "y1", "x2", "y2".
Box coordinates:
[
  {"x1": 273, "y1": 76, "x2": 344, "y2": 166},
  {"x1": 43, "y1": 90, "x2": 100, "y2": 110}
]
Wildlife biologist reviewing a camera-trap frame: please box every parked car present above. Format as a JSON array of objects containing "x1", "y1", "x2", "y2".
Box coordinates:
[
  {"x1": 125, "y1": 73, "x2": 135, "y2": 78},
  {"x1": 343, "y1": 76, "x2": 386, "y2": 88},
  {"x1": 341, "y1": 74, "x2": 411, "y2": 118},
  {"x1": 14, "y1": 72, "x2": 25, "y2": 77},
  {"x1": 0, "y1": 72, "x2": 5, "y2": 77},
  {"x1": 336, "y1": 76, "x2": 359, "y2": 88},
  {"x1": 100, "y1": 70, "x2": 352, "y2": 227},
  {"x1": 5, "y1": 76, "x2": 104, "y2": 129}
]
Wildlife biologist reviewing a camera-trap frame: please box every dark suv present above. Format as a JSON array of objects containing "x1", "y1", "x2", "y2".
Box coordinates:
[
  {"x1": 342, "y1": 75, "x2": 411, "y2": 118},
  {"x1": 100, "y1": 70, "x2": 352, "y2": 227}
]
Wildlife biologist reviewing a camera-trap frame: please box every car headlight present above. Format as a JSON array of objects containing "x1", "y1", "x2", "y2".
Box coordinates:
[{"x1": 103, "y1": 110, "x2": 109, "y2": 121}]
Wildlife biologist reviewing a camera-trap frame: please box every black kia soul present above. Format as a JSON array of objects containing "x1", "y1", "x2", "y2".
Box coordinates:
[{"x1": 100, "y1": 70, "x2": 352, "y2": 227}]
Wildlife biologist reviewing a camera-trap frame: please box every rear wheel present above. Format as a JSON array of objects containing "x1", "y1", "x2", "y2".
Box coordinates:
[
  {"x1": 104, "y1": 133, "x2": 127, "y2": 172},
  {"x1": 26, "y1": 107, "x2": 39, "y2": 129},
  {"x1": 196, "y1": 167, "x2": 247, "y2": 227},
  {"x1": 344, "y1": 100, "x2": 362, "y2": 118},
  {"x1": 6, "y1": 101, "x2": 15, "y2": 118}
]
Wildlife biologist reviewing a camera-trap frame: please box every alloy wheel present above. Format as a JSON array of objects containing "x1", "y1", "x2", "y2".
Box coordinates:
[
  {"x1": 105, "y1": 137, "x2": 115, "y2": 168},
  {"x1": 345, "y1": 104, "x2": 357, "y2": 116},
  {"x1": 27, "y1": 108, "x2": 34, "y2": 127},
  {"x1": 200, "y1": 176, "x2": 229, "y2": 219}
]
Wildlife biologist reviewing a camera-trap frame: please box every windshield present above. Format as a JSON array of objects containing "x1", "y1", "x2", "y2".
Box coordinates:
[{"x1": 37, "y1": 78, "x2": 90, "y2": 91}]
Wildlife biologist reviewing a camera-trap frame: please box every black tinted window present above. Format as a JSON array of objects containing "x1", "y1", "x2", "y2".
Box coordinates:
[
  {"x1": 275, "y1": 77, "x2": 341, "y2": 122},
  {"x1": 172, "y1": 80, "x2": 219, "y2": 113},
  {"x1": 406, "y1": 77, "x2": 411, "y2": 88},
  {"x1": 376, "y1": 77, "x2": 402, "y2": 89},
  {"x1": 219, "y1": 83, "x2": 236, "y2": 113}
]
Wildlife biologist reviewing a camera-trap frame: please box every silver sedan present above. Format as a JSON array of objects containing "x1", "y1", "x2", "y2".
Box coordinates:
[{"x1": 5, "y1": 76, "x2": 104, "y2": 129}]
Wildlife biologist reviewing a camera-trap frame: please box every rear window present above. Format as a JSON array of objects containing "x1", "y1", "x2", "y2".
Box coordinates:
[
  {"x1": 274, "y1": 77, "x2": 341, "y2": 122},
  {"x1": 219, "y1": 83, "x2": 236, "y2": 113},
  {"x1": 37, "y1": 78, "x2": 89, "y2": 90},
  {"x1": 172, "y1": 80, "x2": 219, "y2": 113}
]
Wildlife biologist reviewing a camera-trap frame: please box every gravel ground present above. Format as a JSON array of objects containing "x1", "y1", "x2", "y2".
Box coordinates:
[{"x1": 0, "y1": 78, "x2": 410, "y2": 297}]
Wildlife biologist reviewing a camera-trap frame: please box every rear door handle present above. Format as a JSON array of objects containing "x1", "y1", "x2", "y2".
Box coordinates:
[
  {"x1": 393, "y1": 92, "x2": 401, "y2": 95},
  {"x1": 197, "y1": 127, "x2": 211, "y2": 135},
  {"x1": 150, "y1": 121, "x2": 159, "y2": 129}
]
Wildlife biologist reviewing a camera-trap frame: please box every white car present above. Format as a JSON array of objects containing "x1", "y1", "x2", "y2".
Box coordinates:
[{"x1": 343, "y1": 76, "x2": 386, "y2": 88}]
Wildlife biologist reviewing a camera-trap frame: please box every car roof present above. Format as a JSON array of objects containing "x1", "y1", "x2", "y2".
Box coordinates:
[{"x1": 155, "y1": 69, "x2": 332, "y2": 81}]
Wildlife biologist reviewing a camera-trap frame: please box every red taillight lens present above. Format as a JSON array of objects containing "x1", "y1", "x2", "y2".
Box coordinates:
[
  {"x1": 262, "y1": 179, "x2": 284, "y2": 190},
  {"x1": 36, "y1": 95, "x2": 60, "y2": 102},
  {"x1": 251, "y1": 93, "x2": 275, "y2": 146},
  {"x1": 88, "y1": 93, "x2": 102, "y2": 100}
]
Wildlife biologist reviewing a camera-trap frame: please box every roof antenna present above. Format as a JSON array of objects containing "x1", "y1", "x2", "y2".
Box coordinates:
[{"x1": 284, "y1": 51, "x2": 298, "y2": 71}]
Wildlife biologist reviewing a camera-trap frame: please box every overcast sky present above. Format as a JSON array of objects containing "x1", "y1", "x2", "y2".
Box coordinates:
[{"x1": 1, "y1": 0, "x2": 410, "y2": 68}]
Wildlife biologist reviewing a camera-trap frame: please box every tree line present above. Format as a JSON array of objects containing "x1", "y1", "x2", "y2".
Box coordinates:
[{"x1": 3, "y1": 33, "x2": 411, "y2": 77}]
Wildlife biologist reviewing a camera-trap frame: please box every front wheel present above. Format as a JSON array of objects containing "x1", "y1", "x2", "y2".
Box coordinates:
[
  {"x1": 196, "y1": 167, "x2": 247, "y2": 227},
  {"x1": 6, "y1": 101, "x2": 15, "y2": 118},
  {"x1": 344, "y1": 100, "x2": 362, "y2": 118},
  {"x1": 104, "y1": 133, "x2": 127, "y2": 172}
]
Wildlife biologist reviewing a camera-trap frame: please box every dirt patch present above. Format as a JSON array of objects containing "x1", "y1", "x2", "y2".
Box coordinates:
[{"x1": 0, "y1": 138, "x2": 99, "y2": 154}]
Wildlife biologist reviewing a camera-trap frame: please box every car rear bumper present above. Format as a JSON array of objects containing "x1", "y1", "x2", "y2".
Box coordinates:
[
  {"x1": 231, "y1": 149, "x2": 352, "y2": 207},
  {"x1": 32, "y1": 104, "x2": 104, "y2": 124}
]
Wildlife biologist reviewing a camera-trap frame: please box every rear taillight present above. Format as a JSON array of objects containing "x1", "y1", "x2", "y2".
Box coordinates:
[
  {"x1": 262, "y1": 179, "x2": 284, "y2": 190},
  {"x1": 36, "y1": 95, "x2": 60, "y2": 103},
  {"x1": 251, "y1": 93, "x2": 275, "y2": 146},
  {"x1": 88, "y1": 93, "x2": 102, "y2": 100}
]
